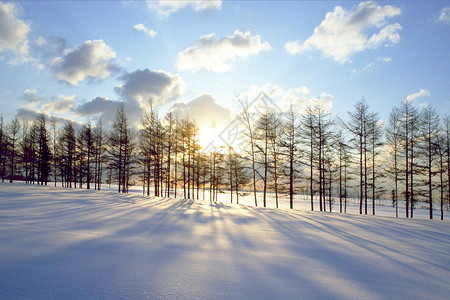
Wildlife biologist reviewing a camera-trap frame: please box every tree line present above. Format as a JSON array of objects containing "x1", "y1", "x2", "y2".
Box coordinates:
[{"x1": 0, "y1": 97, "x2": 449, "y2": 220}]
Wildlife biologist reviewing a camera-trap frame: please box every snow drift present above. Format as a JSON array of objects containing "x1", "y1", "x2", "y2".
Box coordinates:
[{"x1": 0, "y1": 183, "x2": 449, "y2": 299}]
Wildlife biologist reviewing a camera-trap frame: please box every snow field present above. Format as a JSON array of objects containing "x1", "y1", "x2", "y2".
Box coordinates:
[{"x1": 0, "y1": 183, "x2": 449, "y2": 299}]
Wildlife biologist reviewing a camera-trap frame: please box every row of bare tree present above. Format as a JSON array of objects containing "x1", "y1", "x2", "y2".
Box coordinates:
[{"x1": 0, "y1": 97, "x2": 448, "y2": 219}]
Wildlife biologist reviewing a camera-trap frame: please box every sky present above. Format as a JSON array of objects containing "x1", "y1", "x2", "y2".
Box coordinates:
[{"x1": 0, "y1": 0, "x2": 449, "y2": 146}]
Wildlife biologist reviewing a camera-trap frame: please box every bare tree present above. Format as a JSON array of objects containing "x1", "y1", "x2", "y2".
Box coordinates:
[
  {"x1": 0, "y1": 114, "x2": 6, "y2": 182},
  {"x1": 93, "y1": 118, "x2": 105, "y2": 190},
  {"x1": 301, "y1": 104, "x2": 316, "y2": 211},
  {"x1": 239, "y1": 98, "x2": 258, "y2": 207},
  {"x1": 7, "y1": 118, "x2": 20, "y2": 183},
  {"x1": 386, "y1": 107, "x2": 401, "y2": 217},
  {"x1": 346, "y1": 98, "x2": 374, "y2": 214},
  {"x1": 280, "y1": 106, "x2": 300, "y2": 209},
  {"x1": 399, "y1": 98, "x2": 420, "y2": 218},
  {"x1": 109, "y1": 103, "x2": 134, "y2": 193},
  {"x1": 418, "y1": 104, "x2": 440, "y2": 219}
]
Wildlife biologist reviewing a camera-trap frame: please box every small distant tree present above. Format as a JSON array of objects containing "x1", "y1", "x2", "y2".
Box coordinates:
[
  {"x1": 93, "y1": 118, "x2": 105, "y2": 190},
  {"x1": 79, "y1": 121, "x2": 94, "y2": 189},
  {"x1": 61, "y1": 121, "x2": 76, "y2": 188},
  {"x1": 0, "y1": 114, "x2": 6, "y2": 182},
  {"x1": 35, "y1": 114, "x2": 51, "y2": 185},
  {"x1": 7, "y1": 118, "x2": 20, "y2": 183}
]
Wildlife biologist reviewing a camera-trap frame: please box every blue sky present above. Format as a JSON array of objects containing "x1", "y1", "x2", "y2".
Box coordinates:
[{"x1": 0, "y1": 0, "x2": 449, "y2": 144}]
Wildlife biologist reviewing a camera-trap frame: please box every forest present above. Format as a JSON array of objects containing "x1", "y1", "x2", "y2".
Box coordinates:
[{"x1": 0, "y1": 96, "x2": 449, "y2": 220}]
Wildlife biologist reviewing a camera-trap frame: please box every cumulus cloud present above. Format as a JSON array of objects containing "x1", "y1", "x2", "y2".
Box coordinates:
[
  {"x1": 0, "y1": 1, "x2": 38, "y2": 65},
  {"x1": 49, "y1": 39, "x2": 118, "y2": 85},
  {"x1": 40, "y1": 95, "x2": 74, "y2": 113},
  {"x1": 74, "y1": 96, "x2": 127, "y2": 126},
  {"x1": 133, "y1": 23, "x2": 157, "y2": 38},
  {"x1": 147, "y1": 0, "x2": 222, "y2": 16},
  {"x1": 176, "y1": 30, "x2": 272, "y2": 72},
  {"x1": 75, "y1": 96, "x2": 118, "y2": 116},
  {"x1": 115, "y1": 69, "x2": 185, "y2": 107},
  {"x1": 170, "y1": 94, "x2": 232, "y2": 130},
  {"x1": 285, "y1": 1, "x2": 402, "y2": 63},
  {"x1": 438, "y1": 7, "x2": 450, "y2": 23},
  {"x1": 405, "y1": 89, "x2": 430, "y2": 103}
]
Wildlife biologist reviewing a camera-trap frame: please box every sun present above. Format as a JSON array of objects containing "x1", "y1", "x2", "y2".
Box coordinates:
[{"x1": 198, "y1": 127, "x2": 216, "y2": 151}]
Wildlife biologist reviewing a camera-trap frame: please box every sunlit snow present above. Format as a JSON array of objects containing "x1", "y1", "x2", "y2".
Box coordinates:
[{"x1": 1, "y1": 183, "x2": 449, "y2": 299}]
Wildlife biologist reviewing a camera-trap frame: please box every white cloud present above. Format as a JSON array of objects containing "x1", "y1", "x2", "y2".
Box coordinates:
[
  {"x1": 377, "y1": 56, "x2": 393, "y2": 63},
  {"x1": 405, "y1": 89, "x2": 430, "y2": 103},
  {"x1": 239, "y1": 83, "x2": 333, "y2": 115},
  {"x1": 147, "y1": 0, "x2": 222, "y2": 16},
  {"x1": 176, "y1": 29, "x2": 272, "y2": 72},
  {"x1": 41, "y1": 95, "x2": 74, "y2": 113},
  {"x1": 285, "y1": 1, "x2": 402, "y2": 63},
  {"x1": 170, "y1": 93, "x2": 232, "y2": 130},
  {"x1": 438, "y1": 7, "x2": 450, "y2": 23},
  {"x1": 240, "y1": 83, "x2": 285, "y2": 102},
  {"x1": 0, "y1": 1, "x2": 36, "y2": 65},
  {"x1": 278, "y1": 89, "x2": 333, "y2": 114},
  {"x1": 49, "y1": 40, "x2": 118, "y2": 85},
  {"x1": 133, "y1": 23, "x2": 157, "y2": 38},
  {"x1": 352, "y1": 56, "x2": 392, "y2": 73},
  {"x1": 115, "y1": 69, "x2": 185, "y2": 107}
]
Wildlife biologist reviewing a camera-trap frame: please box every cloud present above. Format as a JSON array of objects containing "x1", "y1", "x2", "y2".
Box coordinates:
[
  {"x1": 176, "y1": 29, "x2": 272, "y2": 72},
  {"x1": 239, "y1": 83, "x2": 333, "y2": 115},
  {"x1": 22, "y1": 88, "x2": 40, "y2": 107},
  {"x1": 0, "y1": 1, "x2": 37, "y2": 65},
  {"x1": 49, "y1": 39, "x2": 118, "y2": 85},
  {"x1": 40, "y1": 95, "x2": 74, "y2": 113},
  {"x1": 75, "y1": 96, "x2": 119, "y2": 116},
  {"x1": 133, "y1": 24, "x2": 157, "y2": 38},
  {"x1": 147, "y1": 0, "x2": 222, "y2": 16},
  {"x1": 170, "y1": 93, "x2": 232, "y2": 130},
  {"x1": 74, "y1": 96, "x2": 127, "y2": 126},
  {"x1": 115, "y1": 69, "x2": 185, "y2": 107},
  {"x1": 377, "y1": 56, "x2": 392, "y2": 63},
  {"x1": 278, "y1": 89, "x2": 333, "y2": 114},
  {"x1": 36, "y1": 36, "x2": 67, "y2": 58},
  {"x1": 352, "y1": 56, "x2": 392, "y2": 73},
  {"x1": 74, "y1": 96, "x2": 144, "y2": 127},
  {"x1": 405, "y1": 88, "x2": 430, "y2": 103},
  {"x1": 285, "y1": 1, "x2": 402, "y2": 63},
  {"x1": 438, "y1": 7, "x2": 450, "y2": 23},
  {"x1": 14, "y1": 107, "x2": 73, "y2": 125}
]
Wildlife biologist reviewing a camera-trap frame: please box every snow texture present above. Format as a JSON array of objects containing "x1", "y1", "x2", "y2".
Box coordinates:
[{"x1": 1, "y1": 183, "x2": 449, "y2": 299}]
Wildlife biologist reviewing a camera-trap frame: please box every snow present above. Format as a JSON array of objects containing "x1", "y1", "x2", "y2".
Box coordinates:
[{"x1": 1, "y1": 183, "x2": 449, "y2": 299}]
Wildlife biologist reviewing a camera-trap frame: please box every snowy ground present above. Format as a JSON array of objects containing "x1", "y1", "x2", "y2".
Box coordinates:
[
  {"x1": 1, "y1": 183, "x2": 449, "y2": 299},
  {"x1": 116, "y1": 185, "x2": 449, "y2": 220}
]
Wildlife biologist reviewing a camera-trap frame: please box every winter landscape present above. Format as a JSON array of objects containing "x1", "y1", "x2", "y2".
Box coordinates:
[
  {"x1": 1, "y1": 0, "x2": 450, "y2": 299},
  {"x1": 1, "y1": 182, "x2": 449, "y2": 299}
]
